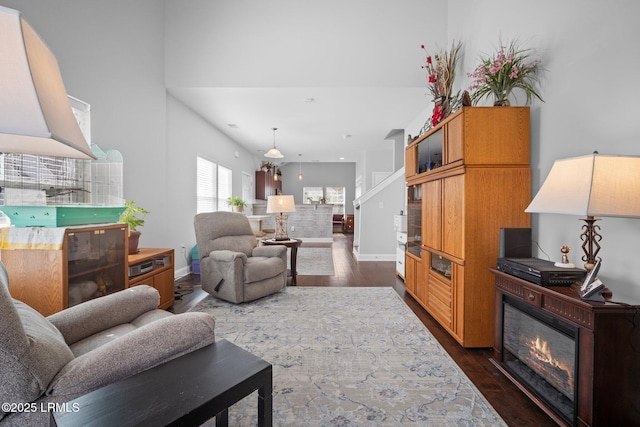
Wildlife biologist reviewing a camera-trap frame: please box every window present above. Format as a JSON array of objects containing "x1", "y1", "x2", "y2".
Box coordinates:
[
  {"x1": 197, "y1": 156, "x2": 233, "y2": 213},
  {"x1": 217, "y1": 165, "x2": 232, "y2": 211},
  {"x1": 302, "y1": 186, "x2": 345, "y2": 214},
  {"x1": 302, "y1": 187, "x2": 323, "y2": 204}
]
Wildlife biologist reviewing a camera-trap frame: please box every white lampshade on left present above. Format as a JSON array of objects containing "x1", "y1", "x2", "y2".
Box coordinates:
[{"x1": 0, "y1": 6, "x2": 95, "y2": 159}]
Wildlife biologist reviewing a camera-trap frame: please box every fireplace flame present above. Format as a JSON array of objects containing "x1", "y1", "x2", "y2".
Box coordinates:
[{"x1": 529, "y1": 336, "x2": 574, "y2": 392}]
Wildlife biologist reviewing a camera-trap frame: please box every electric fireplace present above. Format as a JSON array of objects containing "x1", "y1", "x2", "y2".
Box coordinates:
[
  {"x1": 491, "y1": 268, "x2": 640, "y2": 427},
  {"x1": 501, "y1": 295, "x2": 579, "y2": 425}
]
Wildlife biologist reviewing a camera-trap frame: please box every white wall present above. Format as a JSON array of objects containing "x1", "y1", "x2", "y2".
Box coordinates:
[
  {"x1": 3, "y1": 1, "x2": 260, "y2": 275},
  {"x1": 166, "y1": 95, "x2": 259, "y2": 273},
  {"x1": 447, "y1": 0, "x2": 640, "y2": 302},
  {"x1": 5, "y1": 0, "x2": 170, "y2": 247},
  {"x1": 354, "y1": 170, "x2": 406, "y2": 260}
]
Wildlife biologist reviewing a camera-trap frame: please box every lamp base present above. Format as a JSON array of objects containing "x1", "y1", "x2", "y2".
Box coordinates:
[{"x1": 554, "y1": 261, "x2": 576, "y2": 268}]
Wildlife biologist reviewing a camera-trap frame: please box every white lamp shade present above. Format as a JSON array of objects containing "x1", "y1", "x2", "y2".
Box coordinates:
[
  {"x1": 264, "y1": 147, "x2": 284, "y2": 158},
  {"x1": 525, "y1": 153, "x2": 640, "y2": 218},
  {"x1": 266, "y1": 195, "x2": 296, "y2": 213},
  {"x1": 0, "y1": 6, "x2": 95, "y2": 159}
]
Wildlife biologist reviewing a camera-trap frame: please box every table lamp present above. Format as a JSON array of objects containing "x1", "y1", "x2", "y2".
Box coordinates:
[
  {"x1": 0, "y1": 6, "x2": 95, "y2": 159},
  {"x1": 266, "y1": 195, "x2": 296, "y2": 240},
  {"x1": 525, "y1": 153, "x2": 640, "y2": 270}
]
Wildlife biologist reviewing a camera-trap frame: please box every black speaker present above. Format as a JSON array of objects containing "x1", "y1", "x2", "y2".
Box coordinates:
[{"x1": 499, "y1": 228, "x2": 532, "y2": 258}]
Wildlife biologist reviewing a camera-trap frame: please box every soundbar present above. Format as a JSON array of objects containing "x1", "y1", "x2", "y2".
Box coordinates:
[{"x1": 497, "y1": 257, "x2": 586, "y2": 287}]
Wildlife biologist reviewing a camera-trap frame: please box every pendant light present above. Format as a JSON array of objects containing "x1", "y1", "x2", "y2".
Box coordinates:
[
  {"x1": 264, "y1": 127, "x2": 284, "y2": 158},
  {"x1": 298, "y1": 154, "x2": 303, "y2": 181}
]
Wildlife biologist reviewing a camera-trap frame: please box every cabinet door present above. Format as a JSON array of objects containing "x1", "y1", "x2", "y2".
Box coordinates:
[
  {"x1": 67, "y1": 226, "x2": 127, "y2": 308},
  {"x1": 405, "y1": 255, "x2": 416, "y2": 295},
  {"x1": 405, "y1": 145, "x2": 417, "y2": 177},
  {"x1": 422, "y1": 180, "x2": 442, "y2": 251},
  {"x1": 446, "y1": 113, "x2": 464, "y2": 164},
  {"x1": 442, "y1": 174, "x2": 464, "y2": 259},
  {"x1": 154, "y1": 268, "x2": 175, "y2": 309}
]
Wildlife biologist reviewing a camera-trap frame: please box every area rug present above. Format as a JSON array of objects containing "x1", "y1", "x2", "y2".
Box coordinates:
[
  {"x1": 191, "y1": 287, "x2": 506, "y2": 426},
  {"x1": 289, "y1": 247, "x2": 335, "y2": 276}
]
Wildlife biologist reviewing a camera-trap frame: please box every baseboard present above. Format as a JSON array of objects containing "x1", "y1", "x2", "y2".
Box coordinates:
[
  {"x1": 353, "y1": 251, "x2": 396, "y2": 262},
  {"x1": 175, "y1": 265, "x2": 191, "y2": 279}
]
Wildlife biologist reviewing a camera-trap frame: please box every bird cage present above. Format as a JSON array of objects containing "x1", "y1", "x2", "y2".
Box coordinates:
[{"x1": 90, "y1": 143, "x2": 124, "y2": 206}]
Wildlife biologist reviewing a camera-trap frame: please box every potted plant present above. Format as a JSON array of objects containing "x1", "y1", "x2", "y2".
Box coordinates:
[
  {"x1": 467, "y1": 38, "x2": 544, "y2": 106},
  {"x1": 227, "y1": 195, "x2": 248, "y2": 212},
  {"x1": 119, "y1": 200, "x2": 150, "y2": 254}
]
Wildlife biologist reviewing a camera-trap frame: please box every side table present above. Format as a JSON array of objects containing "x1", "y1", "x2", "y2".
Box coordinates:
[
  {"x1": 128, "y1": 248, "x2": 175, "y2": 309},
  {"x1": 261, "y1": 238, "x2": 302, "y2": 285},
  {"x1": 53, "y1": 339, "x2": 272, "y2": 427}
]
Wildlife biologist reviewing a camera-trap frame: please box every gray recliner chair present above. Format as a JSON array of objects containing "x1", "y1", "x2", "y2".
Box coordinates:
[
  {"x1": 0, "y1": 261, "x2": 215, "y2": 427},
  {"x1": 194, "y1": 211, "x2": 287, "y2": 303}
]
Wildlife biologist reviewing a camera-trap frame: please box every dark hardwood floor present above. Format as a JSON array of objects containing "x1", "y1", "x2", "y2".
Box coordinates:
[{"x1": 173, "y1": 233, "x2": 556, "y2": 427}]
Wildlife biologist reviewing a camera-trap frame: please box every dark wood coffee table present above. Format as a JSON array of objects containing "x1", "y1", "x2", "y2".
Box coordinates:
[{"x1": 53, "y1": 339, "x2": 272, "y2": 427}]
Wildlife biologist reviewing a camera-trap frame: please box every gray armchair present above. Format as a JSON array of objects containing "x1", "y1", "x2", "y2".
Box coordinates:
[
  {"x1": 194, "y1": 211, "x2": 287, "y2": 303},
  {"x1": 0, "y1": 261, "x2": 215, "y2": 427}
]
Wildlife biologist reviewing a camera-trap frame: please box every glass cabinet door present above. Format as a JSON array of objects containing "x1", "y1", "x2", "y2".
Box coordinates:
[
  {"x1": 407, "y1": 184, "x2": 422, "y2": 257},
  {"x1": 67, "y1": 225, "x2": 127, "y2": 307}
]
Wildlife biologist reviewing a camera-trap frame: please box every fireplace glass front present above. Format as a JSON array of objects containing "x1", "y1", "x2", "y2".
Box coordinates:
[{"x1": 501, "y1": 296, "x2": 579, "y2": 425}]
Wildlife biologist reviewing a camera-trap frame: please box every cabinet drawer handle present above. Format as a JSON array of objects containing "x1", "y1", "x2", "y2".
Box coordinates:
[{"x1": 527, "y1": 292, "x2": 536, "y2": 302}]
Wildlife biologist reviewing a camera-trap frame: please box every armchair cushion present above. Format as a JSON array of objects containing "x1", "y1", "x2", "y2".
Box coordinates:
[
  {"x1": 0, "y1": 299, "x2": 74, "y2": 417},
  {"x1": 47, "y1": 312, "x2": 215, "y2": 399},
  {"x1": 47, "y1": 285, "x2": 161, "y2": 346},
  {"x1": 245, "y1": 256, "x2": 286, "y2": 283}
]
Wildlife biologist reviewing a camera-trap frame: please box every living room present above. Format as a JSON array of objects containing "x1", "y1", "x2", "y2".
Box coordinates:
[
  {"x1": 2, "y1": 1, "x2": 640, "y2": 426},
  {"x1": 1, "y1": 0, "x2": 638, "y2": 304}
]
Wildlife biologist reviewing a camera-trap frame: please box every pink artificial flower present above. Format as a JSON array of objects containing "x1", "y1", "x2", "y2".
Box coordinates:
[
  {"x1": 428, "y1": 74, "x2": 436, "y2": 83},
  {"x1": 426, "y1": 56, "x2": 432, "y2": 64}
]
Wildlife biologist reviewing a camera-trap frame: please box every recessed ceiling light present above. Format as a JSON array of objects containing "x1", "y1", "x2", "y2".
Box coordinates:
[
  {"x1": 227, "y1": 124, "x2": 239, "y2": 129},
  {"x1": 304, "y1": 98, "x2": 315, "y2": 103},
  {"x1": 339, "y1": 157, "x2": 345, "y2": 160},
  {"x1": 342, "y1": 134, "x2": 352, "y2": 139}
]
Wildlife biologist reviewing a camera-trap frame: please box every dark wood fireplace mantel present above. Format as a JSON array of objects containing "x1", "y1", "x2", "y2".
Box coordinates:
[{"x1": 490, "y1": 268, "x2": 640, "y2": 427}]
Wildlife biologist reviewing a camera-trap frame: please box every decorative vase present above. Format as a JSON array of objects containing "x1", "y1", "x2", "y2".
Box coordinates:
[
  {"x1": 128, "y1": 230, "x2": 141, "y2": 254},
  {"x1": 493, "y1": 89, "x2": 511, "y2": 106},
  {"x1": 494, "y1": 98, "x2": 511, "y2": 106}
]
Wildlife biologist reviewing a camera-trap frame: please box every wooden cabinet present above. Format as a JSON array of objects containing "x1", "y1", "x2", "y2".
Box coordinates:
[
  {"x1": 1, "y1": 223, "x2": 128, "y2": 316},
  {"x1": 344, "y1": 214, "x2": 354, "y2": 232},
  {"x1": 405, "y1": 107, "x2": 531, "y2": 347},
  {"x1": 255, "y1": 171, "x2": 282, "y2": 200},
  {"x1": 128, "y1": 248, "x2": 175, "y2": 310}
]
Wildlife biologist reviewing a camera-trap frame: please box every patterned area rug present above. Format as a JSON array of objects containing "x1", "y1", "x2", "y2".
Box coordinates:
[
  {"x1": 191, "y1": 287, "x2": 505, "y2": 426},
  {"x1": 289, "y1": 247, "x2": 335, "y2": 276}
]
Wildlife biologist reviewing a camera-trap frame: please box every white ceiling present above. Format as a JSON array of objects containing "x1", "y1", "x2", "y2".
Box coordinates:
[
  {"x1": 169, "y1": 87, "x2": 430, "y2": 164},
  {"x1": 165, "y1": 0, "x2": 448, "y2": 165}
]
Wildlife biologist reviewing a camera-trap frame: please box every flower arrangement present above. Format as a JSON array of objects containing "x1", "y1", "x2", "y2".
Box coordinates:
[
  {"x1": 421, "y1": 41, "x2": 462, "y2": 127},
  {"x1": 467, "y1": 39, "x2": 543, "y2": 106}
]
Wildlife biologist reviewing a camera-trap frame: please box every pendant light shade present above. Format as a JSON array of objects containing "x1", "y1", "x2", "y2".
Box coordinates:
[
  {"x1": 0, "y1": 6, "x2": 95, "y2": 159},
  {"x1": 264, "y1": 127, "x2": 284, "y2": 158},
  {"x1": 298, "y1": 154, "x2": 303, "y2": 180}
]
